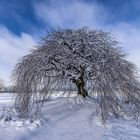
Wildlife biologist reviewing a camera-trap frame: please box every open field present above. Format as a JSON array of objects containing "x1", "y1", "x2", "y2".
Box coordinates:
[{"x1": 0, "y1": 93, "x2": 140, "y2": 140}]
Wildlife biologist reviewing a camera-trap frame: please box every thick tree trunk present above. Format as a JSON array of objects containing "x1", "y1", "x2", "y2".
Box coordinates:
[{"x1": 72, "y1": 66, "x2": 88, "y2": 98}]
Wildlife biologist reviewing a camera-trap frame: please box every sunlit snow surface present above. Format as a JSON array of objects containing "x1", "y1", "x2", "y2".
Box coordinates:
[{"x1": 0, "y1": 93, "x2": 140, "y2": 140}]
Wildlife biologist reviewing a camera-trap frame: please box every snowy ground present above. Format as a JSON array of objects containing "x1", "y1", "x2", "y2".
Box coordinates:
[{"x1": 0, "y1": 93, "x2": 140, "y2": 140}]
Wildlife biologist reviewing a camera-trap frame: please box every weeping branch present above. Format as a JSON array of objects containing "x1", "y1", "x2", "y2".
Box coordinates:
[{"x1": 12, "y1": 27, "x2": 140, "y2": 121}]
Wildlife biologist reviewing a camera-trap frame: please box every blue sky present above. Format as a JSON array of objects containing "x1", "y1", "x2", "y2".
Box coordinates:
[{"x1": 0, "y1": 0, "x2": 140, "y2": 85}]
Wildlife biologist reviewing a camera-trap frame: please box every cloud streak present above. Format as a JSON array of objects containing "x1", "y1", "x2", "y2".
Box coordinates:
[
  {"x1": 106, "y1": 23, "x2": 140, "y2": 70},
  {"x1": 0, "y1": 25, "x2": 36, "y2": 85},
  {"x1": 34, "y1": 0, "x2": 108, "y2": 29}
]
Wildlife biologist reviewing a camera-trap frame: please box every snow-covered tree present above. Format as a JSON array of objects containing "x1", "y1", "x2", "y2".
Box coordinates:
[{"x1": 12, "y1": 27, "x2": 140, "y2": 121}]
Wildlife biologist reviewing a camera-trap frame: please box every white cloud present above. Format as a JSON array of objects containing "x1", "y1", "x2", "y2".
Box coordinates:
[
  {"x1": 106, "y1": 23, "x2": 140, "y2": 70},
  {"x1": 34, "y1": 0, "x2": 107, "y2": 29},
  {"x1": 106, "y1": 23, "x2": 140, "y2": 50},
  {"x1": 0, "y1": 26, "x2": 36, "y2": 85}
]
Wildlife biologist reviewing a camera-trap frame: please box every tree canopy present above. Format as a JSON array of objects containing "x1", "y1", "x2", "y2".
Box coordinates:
[{"x1": 12, "y1": 27, "x2": 140, "y2": 121}]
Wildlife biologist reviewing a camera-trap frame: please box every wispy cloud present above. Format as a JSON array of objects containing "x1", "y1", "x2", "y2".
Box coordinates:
[
  {"x1": 34, "y1": 0, "x2": 108, "y2": 29},
  {"x1": 0, "y1": 25, "x2": 36, "y2": 85},
  {"x1": 106, "y1": 23, "x2": 140, "y2": 70}
]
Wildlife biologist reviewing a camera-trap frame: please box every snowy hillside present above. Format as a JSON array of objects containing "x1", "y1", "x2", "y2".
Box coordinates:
[{"x1": 0, "y1": 93, "x2": 140, "y2": 140}]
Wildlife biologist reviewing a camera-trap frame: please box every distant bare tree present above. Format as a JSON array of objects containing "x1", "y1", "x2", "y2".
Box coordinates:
[
  {"x1": 0, "y1": 79, "x2": 5, "y2": 92},
  {"x1": 12, "y1": 27, "x2": 140, "y2": 121}
]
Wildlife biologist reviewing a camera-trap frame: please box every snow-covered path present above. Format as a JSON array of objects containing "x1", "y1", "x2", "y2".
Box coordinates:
[
  {"x1": 0, "y1": 94, "x2": 140, "y2": 140},
  {"x1": 19, "y1": 98, "x2": 104, "y2": 140}
]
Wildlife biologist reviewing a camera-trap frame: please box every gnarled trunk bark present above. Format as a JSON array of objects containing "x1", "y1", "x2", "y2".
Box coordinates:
[{"x1": 72, "y1": 66, "x2": 88, "y2": 98}]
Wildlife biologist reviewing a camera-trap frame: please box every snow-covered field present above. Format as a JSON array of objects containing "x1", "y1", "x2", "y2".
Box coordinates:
[{"x1": 0, "y1": 93, "x2": 140, "y2": 140}]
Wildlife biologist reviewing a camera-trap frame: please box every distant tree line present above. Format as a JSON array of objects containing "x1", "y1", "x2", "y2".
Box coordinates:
[{"x1": 0, "y1": 79, "x2": 14, "y2": 93}]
